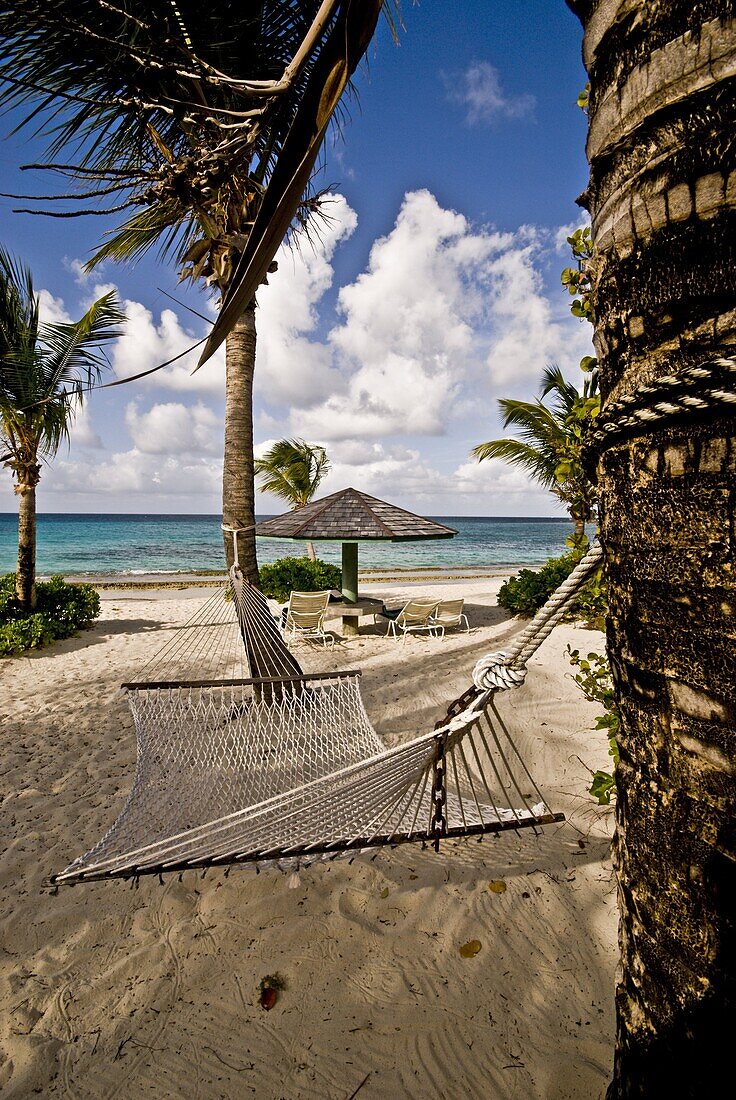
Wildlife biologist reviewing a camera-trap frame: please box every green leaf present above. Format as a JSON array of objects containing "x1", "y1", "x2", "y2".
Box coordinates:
[{"x1": 589, "y1": 771, "x2": 615, "y2": 805}]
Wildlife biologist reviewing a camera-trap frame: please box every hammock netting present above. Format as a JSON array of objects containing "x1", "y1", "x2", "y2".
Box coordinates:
[{"x1": 53, "y1": 554, "x2": 585, "y2": 885}]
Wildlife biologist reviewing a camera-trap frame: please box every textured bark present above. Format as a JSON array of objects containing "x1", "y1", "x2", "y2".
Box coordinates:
[
  {"x1": 570, "y1": 2, "x2": 736, "y2": 1095},
  {"x1": 306, "y1": 540, "x2": 316, "y2": 561},
  {"x1": 222, "y1": 302, "x2": 259, "y2": 584},
  {"x1": 15, "y1": 482, "x2": 36, "y2": 610}
]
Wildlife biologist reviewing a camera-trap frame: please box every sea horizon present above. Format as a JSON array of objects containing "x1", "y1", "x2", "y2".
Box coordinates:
[{"x1": 0, "y1": 512, "x2": 579, "y2": 576}]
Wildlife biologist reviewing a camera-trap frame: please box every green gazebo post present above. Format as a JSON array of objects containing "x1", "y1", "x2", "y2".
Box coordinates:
[{"x1": 341, "y1": 541, "x2": 359, "y2": 603}]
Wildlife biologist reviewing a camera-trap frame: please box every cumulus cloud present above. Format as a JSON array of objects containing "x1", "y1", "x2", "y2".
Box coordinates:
[
  {"x1": 110, "y1": 300, "x2": 225, "y2": 393},
  {"x1": 125, "y1": 400, "x2": 221, "y2": 455},
  {"x1": 68, "y1": 404, "x2": 103, "y2": 449},
  {"x1": 275, "y1": 190, "x2": 592, "y2": 441},
  {"x1": 28, "y1": 189, "x2": 594, "y2": 516},
  {"x1": 446, "y1": 61, "x2": 535, "y2": 126},
  {"x1": 37, "y1": 289, "x2": 72, "y2": 326},
  {"x1": 482, "y1": 236, "x2": 593, "y2": 389},
  {"x1": 255, "y1": 193, "x2": 357, "y2": 407},
  {"x1": 291, "y1": 192, "x2": 502, "y2": 440},
  {"x1": 45, "y1": 448, "x2": 221, "y2": 505}
]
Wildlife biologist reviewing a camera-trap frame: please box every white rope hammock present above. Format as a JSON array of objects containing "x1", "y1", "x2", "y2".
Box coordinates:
[{"x1": 53, "y1": 543, "x2": 603, "y2": 885}]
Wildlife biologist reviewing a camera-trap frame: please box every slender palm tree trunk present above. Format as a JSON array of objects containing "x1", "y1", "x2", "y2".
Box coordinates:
[
  {"x1": 569, "y1": 2, "x2": 736, "y2": 1094},
  {"x1": 306, "y1": 541, "x2": 316, "y2": 561},
  {"x1": 15, "y1": 481, "x2": 37, "y2": 610},
  {"x1": 222, "y1": 301, "x2": 259, "y2": 583}
]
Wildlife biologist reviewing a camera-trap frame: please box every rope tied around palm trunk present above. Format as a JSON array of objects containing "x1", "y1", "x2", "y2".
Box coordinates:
[
  {"x1": 466, "y1": 353, "x2": 736, "y2": 702},
  {"x1": 583, "y1": 354, "x2": 736, "y2": 478}
]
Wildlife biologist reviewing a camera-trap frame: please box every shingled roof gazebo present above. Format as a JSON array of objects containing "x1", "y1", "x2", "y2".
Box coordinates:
[{"x1": 255, "y1": 487, "x2": 457, "y2": 604}]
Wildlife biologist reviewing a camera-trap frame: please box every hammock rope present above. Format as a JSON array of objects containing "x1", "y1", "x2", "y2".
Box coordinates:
[{"x1": 54, "y1": 543, "x2": 602, "y2": 885}]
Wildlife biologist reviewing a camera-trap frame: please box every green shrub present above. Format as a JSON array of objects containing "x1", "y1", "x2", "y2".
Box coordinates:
[
  {"x1": 498, "y1": 534, "x2": 608, "y2": 629},
  {"x1": 0, "y1": 573, "x2": 101, "y2": 657},
  {"x1": 259, "y1": 557, "x2": 342, "y2": 603},
  {"x1": 498, "y1": 553, "x2": 577, "y2": 617}
]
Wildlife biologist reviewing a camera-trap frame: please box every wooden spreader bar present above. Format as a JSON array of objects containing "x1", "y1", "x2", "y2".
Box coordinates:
[
  {"x1": 121, "y1": 669, "x2": 361, "y2": 691},
  {"x1": 63, "y1": 813, "x2": 566, "y2": 884}
]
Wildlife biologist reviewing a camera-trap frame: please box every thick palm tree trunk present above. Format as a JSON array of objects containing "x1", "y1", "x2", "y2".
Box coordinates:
[
  {"x1": 15, "y1": 482, "x2": 37, "y2": 610},
  {"x1": 569, "y1": 2, "x2": 736, "y2": 1094},
  {"x1": 222, "y1": 301, "x2": 259, "y2": 583}
]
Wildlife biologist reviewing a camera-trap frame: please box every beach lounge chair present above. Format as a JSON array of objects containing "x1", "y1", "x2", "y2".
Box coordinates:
[
  {"x1": 430, "y1": 599, "x2": 470, "y2": 638},
  {"x1": 385, "y1": 598, "x2": 439, "y2": 642},
  {"x1": 282, "y1": 590, "x2": 334, "y2": 648}
]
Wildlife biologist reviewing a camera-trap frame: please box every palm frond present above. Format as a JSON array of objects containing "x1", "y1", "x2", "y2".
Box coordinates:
[
  {"x1": 471, "y1": 439, "x2": 558, "y2": 489},
  {"x1": 540, "y1": 363, "x2": 579, "y2": 416},
  {"x1": 38, "y1": 291, "x2": 126, "y2": 397},
  {"x1": 0, "y1": 245, "x2": 123, "y2": 464},
  {"x1": 255, "y1": 437, "x2": 330, "y2": 507}
]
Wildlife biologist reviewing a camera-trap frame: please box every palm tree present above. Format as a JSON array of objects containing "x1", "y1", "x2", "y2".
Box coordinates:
[
  {"x1": 569, "y1": 0, "x2": 736, "y2": 1094},
  {"x1": 0, "y1": 1, "x2": 390, "y2": 583},
  {"x1": 0, "y1": 247, "x2": 123, "y2": 610},
  {"x1": 471, "y1": 364, "x2": 598, "y2": 537},
  {"x1": 255, "y1": 438, "x2": 330, "y2": 559}
]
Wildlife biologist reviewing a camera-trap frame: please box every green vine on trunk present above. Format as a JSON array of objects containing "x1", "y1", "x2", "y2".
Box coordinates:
[{"x1": 567, "y1": 645, "x2": 619, "y2": 804}]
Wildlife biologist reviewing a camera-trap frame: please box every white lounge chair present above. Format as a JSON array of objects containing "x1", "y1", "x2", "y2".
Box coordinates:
[
  {"x1": 430, "y1": 598, "x2": 470, "y2": 638},
  {"x1": 282, "y1": 590, "x2": 334, "y2": 648},
  {"x1": 385, "y1": 598, "x2": 439, "y2": 642}
]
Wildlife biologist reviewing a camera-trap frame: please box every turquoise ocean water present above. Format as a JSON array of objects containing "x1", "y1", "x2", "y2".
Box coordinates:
[{"x1": 0, "y1": 513, "x2": 575, "y2": 576}]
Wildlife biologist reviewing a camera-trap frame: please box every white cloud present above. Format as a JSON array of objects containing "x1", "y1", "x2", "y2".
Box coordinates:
[
  {"x1": 110, "y1": 299, "x2": 225, "y2": 393},
  {"x1": 20, "y1": 191, "x2": 595, "y2": 517},
  {"x1": 64, "y1": 257, "x2": 92, "y2": 285},
  {"x1": 446, "y1": 62, "x2": 535, "y2": 126},
  {"x1": 449, "y1": 456, "x2": 567, "y2": 516},
  {"x1": 274, "y1": 190, "x2": 592, "y2": 442},
  {"x1": 292, "y1": 191, "x2": 503, "y2": 440},
  {"x1": 40, "y1": 265, "x2": 225, "y2": 394},
  {"x1": 46, "y1": 448, "x2": 221, "y2": 503},
  {"x1": 482, "y1": 238, "x2": 593, "y2": 388},
  {"x1": 68, "y1": 404, "x2": 102, "y2": 450},
  {"x1": 125, "y1": 400, "x2": 221, "y2": 455},
  {"x1": 255, "y1": 193, "x2": 358, "y2": 407},
  {"x1": 253, "y1": 439, "x2": 447, "y2": 513},
  {"x1": 37, "y1": 289, "x2": 72, "y2": 326},
  {"x1": 554, "y1": 221, "x2": 588, "y2": 254}
]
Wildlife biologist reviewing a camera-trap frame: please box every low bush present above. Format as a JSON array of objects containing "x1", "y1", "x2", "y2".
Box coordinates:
[
  {"x1": 0, "y1": 573, "x2": 101, "y2": 657},
  {"x1": 498, "y1": 553, "x2": 577, "y2": 617},
  {"x1": 497, "y1": 534, "x2": 607, "y2": 629},
  {"x1": 259, "y1": 556, "x2": 342, "y2": 603}
]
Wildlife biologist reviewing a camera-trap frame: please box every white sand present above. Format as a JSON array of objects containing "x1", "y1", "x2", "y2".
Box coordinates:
[{"x1": 0, "y1": 578, "x2": 617, "y2": 1099}]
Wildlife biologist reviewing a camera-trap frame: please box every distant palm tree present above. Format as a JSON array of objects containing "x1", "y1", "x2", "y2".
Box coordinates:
[
  {"x1": 471, "y1": 365, "x2": 599, "y2": 537},
  {"x1": 0, "y1": 247, "x2": 123, "y2": 609},
  {"x1": 255, "y1": 438, "x2": 330, "y2": 560}
]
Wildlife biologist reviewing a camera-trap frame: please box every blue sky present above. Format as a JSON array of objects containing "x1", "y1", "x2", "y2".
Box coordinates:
[{"x1": 0, "y1": 0, "x2": 593, "y2": 517}]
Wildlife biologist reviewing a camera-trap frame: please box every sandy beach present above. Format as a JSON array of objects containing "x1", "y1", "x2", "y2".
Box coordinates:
[{"x1": 0, "y1": 576, "x2": 617, "y2": 1099}]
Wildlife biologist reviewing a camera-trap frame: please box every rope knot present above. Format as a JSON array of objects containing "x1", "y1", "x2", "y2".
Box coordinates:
[{"x1": 472, "y1": 652, "x2": 526, "y2": 692}]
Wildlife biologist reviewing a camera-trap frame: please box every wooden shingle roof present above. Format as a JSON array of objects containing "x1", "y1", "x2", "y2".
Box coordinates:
[{"x1": 255, "y1": 488, "x2": 457, "y2": 542}]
